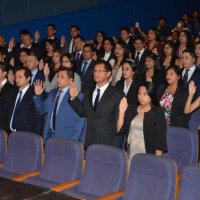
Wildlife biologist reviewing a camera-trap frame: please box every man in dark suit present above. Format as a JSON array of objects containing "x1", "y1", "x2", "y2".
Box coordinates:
[
  {"x1": 182, "y1": 49, "x2": 200, "y2": 97},
  {"x1": 34, "y1": 24, "x2": 60, "y2": 52},
  {"x1": 120, "y1": 27, "x2": 134, "y2": 54},
  {"x1": 131, "y1": 36, "x2": 151, "y2": 73},
  {"x1": 0, "y1": 63, "x2": 16, "y2": 131},
  {"x1": 7, "y1": 29, "x2": 42, "y2": 66},
  {"x1": 69, "y1": 60, "x2": 124, "y2": 149},
  {"x1": 26, "y1": 54, "x2": 45, "y2": 85},
  {"x1": 34, "y1": 67, "x2": 85, "y2": 141},
  {"x1": 72, "y1": 35, "x2": 85, "y2": 68},
  {"x1": 76, "y1": 43, "x2": 96, "y2": 92},
  {"x1": 61, "y1": 25, "x2": 80, "y2": 53},
  {"x1": 0, "y1": 67, "x2": 42, "y2": 135}
]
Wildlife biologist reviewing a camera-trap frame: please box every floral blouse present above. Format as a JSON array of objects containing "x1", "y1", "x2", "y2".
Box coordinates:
[{"x1": 159, "y1": 90, "x2": 174, "y2": 125}]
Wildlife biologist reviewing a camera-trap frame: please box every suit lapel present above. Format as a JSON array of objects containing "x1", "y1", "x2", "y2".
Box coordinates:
[{"x1": 95, "y1": 84, "x2": 113, "y2": 112}]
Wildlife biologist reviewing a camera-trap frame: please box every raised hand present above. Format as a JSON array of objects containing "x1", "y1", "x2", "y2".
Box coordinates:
[
  {"x1": 38, "y1": 59, "x2": 44, "y2": 70},
  {"x1": 34, "y1": 80, "x2": 44, "y2": 96},
  {"x1": 69, "y1": 82, "x2": 79, "y2": 99},
  {"x1": 8, "y1": 37, "x2": 15, "y2": 49},
  {"x1": 43, "y1": 63, "x2": 50, "y2": 77},
  {"x1": 119, "y1": 97, "x2": 128, "y2": 113},
  {"x1": 34, "y1": 30, "x2": 40, "y2": 42},
  {"x1": 9, "y1": 57, "x2": 15, "y2": 66},
  {"x1": 189, "y1": 81, "x2": 196, "y2": 96},
  {"x1": 60, "y1": 35, "x2": 65, "y2": 46}
]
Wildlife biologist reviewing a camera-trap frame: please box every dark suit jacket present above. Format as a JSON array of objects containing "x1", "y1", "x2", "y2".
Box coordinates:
[
  {"x1": 7, "y1": 43, "x2": 42, "y2": 65},
  {"x1": 157, "y1": 85, "x2": 191, "y2": 128},
  {"x1": 5, "y1": 86, "x2": 43, "y2": 134},
  {"x1": 72, "y1": 51, "x2": 83, "y2": 71},
  {"x1": 115, "y1": 79, "x2": 139, "y2": 105},
  {"x1": 183, "y1": 67, "x2": 200, "y2": 98},
  {"x1": 0, "y1": 81, "x2": 16, "y2": 131},
  {"x1": 131, "y1": 49, "x2": 151, "y2": 73},
  {"x1": 119, "y1": 105, "x2": 167, "y2": 154},
  {"x1": 32, "y1": 70, "x2": 45, "y2": 85},
  {"x1": 76, "y1": 60, "x2": 96, "y2": 92},
  {"x1": 69, "y1": 84, "x2": 124, "y2": 149}
]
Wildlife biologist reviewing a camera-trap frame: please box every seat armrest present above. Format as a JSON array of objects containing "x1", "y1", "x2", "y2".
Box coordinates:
[
  {"x1": 12, "y1": 170, "x2": 41, "y2": 181},
  {"x1": 51, "y1": 179, "x2": 80, "y2": 192},
  {"x1": 96, "y1": 189, "x2": 125, "y2": 200}
]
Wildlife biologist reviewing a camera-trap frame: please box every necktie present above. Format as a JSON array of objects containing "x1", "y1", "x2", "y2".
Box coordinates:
[
  {"x1": 76, "y1": 52, "x2": 80, "y2": 64},
  {"x1": 81, "y1": 61, "x2": 88, "y2": 78},
  {"x1": 183, "y1": 69, "x2": 190, "y2": 86},
  {"x1": 135, "y1": 51, "x2": 140, "y2": 64},
  {"x1": 11, "y1": 90, "x2": 22, "y2": 130},
  {"x1": 93, "y1": 89, "x2": 100, "y2": 111},
  {"x1": 52, "y1": 90, "x2": 62, "y2": 131}
]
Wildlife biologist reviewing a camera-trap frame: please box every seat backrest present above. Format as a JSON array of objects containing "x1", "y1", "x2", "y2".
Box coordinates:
[
  {"x1": 78, "y1": 144, "x2": 127, "y2": 196},
  {"x1": 189, "y1": 108, "x2": 200, "y2": 133},
  {"x1": 164, "y1": 126, "x2": 198, "y2": 173},
  {"x1": 39, "y1": 137, "x2": 83, "y2": 182},
  {"x1": 123, "y1": 153, "x2": 177, "y2": 200},
  {"x1": 0, "y1": 130, "x2": 7, "y2": 163},
  {"x1": 178, "y1": 165, "x2": 200, "y2": 200},
  {"x1": 2, "y1": 132, "x2": 43, "y2": 174}
]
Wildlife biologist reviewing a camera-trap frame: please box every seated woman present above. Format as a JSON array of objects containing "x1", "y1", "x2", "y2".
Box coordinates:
[
  {"x1": 117, "y1": 82, "x2": 167, "y2": 170},
  {"x1": 184, "y1": 81, "x2": 200, "y2": 113},
  {"x1": 157, "y1": 65, "x2": 190, "y2": 128},
  {"x1": 115, "y1": 59, "x2": 139, "y2": 105},
  {"x1": 44, "y1": 53, "x2": 81, "y2": 92}
]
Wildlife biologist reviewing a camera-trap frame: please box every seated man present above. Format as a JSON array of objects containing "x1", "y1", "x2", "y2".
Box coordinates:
[{"x1": 34, "y1": 67, "x2": 85, "y2": 141}]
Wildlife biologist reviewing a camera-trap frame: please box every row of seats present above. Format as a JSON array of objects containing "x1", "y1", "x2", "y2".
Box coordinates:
[{"x1": 0, "y1": 128, "x2": 199, "y2": 199}]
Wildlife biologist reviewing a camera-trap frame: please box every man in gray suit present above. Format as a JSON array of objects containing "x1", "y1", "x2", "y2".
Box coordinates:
[{"x1": 69, "y1": 60, "x2": 124, "y2": 149}]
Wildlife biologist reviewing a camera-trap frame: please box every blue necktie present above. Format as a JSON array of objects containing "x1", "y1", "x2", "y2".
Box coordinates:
[
  {"x1": 81, "y1": 61, "x2": 88, "y2": 78},
  {"x1": 52, "y1": 90, "x2": 62, "y2": 132},
  {"x1": 93, "y1": 89, "x2": 100, "y2": 111},
  {"x1": 11, "y1": 90, "x2": 22, "y2": 130}
]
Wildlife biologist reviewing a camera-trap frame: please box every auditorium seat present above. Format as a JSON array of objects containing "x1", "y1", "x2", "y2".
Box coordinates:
[
  {"x1": 178, "y1": 165, "x2": 200, "y2": 200},
  {"x1": 51, "y1": 144, "x2": 127, "y2": 200},
  {"x1": 0, "y1": 131, "x2": 43, "y2": 179},
  {"x1": 14, "y1": 137, "x2": 83, "y2": 189}
]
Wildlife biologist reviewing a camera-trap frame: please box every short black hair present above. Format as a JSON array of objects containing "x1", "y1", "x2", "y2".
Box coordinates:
[
  {"x1": 15, "y1": 66, "x2": 32, "y2": 79},
  {"x1": 120, "y1": 27, "x2": 131, "y2": 33},
  {"x1": 133, "y1": 36, "x2": 145, "y2": 43},
  {"x1": 182, "y1": 49, "x2": 195, "y2": 58},
  {"x1": 58, "y1": 67, "x2": 74, "y2": 80},
  {"x1": 74, "y1": 35, "x2": 84, "y2": 42},
  {"x1": 48, "y1": 23, "x2": 56, "y2": 30},
  {"x1": 70, "y1": 25, "x2": 80, "y2": 31},
  {"x1": 94, "y1": 60, "x2": 112, "y2": 72},
  {"x1": 19, "y1": 47, "x2": 31, "y2": 55},
  {"x1": 103, "y1": 37, "x2": 115, "y2": 48},
  {"x1": 0, "y1": 62, "x2": 8, "y2": 73},
  {"x1": 20, "y1": 29, "x2": 31, "y2": 36},
  {"x1": 83, "y1": 43, "x2": 95, "y2": 52}
]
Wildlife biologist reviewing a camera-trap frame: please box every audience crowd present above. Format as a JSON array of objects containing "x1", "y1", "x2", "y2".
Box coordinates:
[{"x1": 0, "y1": 10, "x2": 200, "y2": 165}]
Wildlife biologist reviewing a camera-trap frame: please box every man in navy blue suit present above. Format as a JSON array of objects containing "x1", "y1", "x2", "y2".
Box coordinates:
[
  {"x1": 34, "y1": 67, "x2": 85, "y2": 141},
  {"x1": 182, "y1": 49, "x2": 200, "y2": 98}
]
